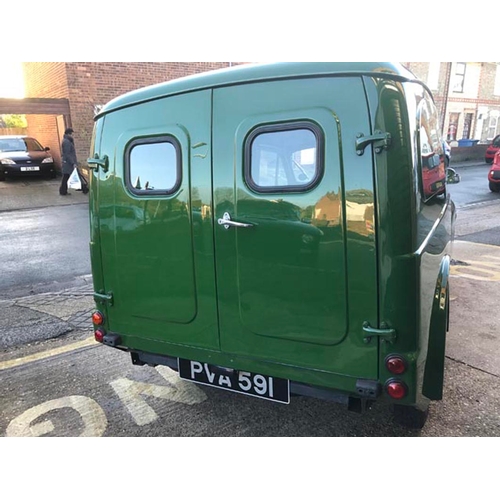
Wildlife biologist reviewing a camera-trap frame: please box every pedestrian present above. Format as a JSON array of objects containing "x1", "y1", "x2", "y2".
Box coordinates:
[{"x1": 59, "y1": 127, "x2": 77, "y2": 196}]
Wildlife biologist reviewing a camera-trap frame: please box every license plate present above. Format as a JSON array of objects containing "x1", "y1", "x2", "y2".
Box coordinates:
[
  {"x1": 178, "y1": 359, "x2": 290, "y2": 404},
  {"x1": 21, "y1": 166, "x2": 40, "y2": 171}
]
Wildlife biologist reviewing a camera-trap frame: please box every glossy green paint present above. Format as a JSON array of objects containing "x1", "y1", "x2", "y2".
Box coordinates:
[
  {"x1": 89, "y1": 62, "x2": 454, "y2": 404},
  {"x1": 212, "y1": 76, "x2": 377, "y2": 377}
]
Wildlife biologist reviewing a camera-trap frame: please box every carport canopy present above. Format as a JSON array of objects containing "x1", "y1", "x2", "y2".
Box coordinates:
[{"x1": 0, "y1": 97, "x2": 70, "y2": 115}]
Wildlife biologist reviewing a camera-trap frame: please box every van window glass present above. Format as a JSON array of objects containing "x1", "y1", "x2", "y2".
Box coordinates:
[
  {"x1": 245, "y1": 123, "x2": 323, "y2": 193},
  {"x1": 418, "y1": 95, "x2": 446, "y2": 201},
  {"x1": 126, "y1": 138, "x2": 181, "y2": 194}
]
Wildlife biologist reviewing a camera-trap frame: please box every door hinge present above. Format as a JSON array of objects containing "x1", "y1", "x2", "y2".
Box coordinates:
[
  {"x1": 355, "y1": 131, "x2": 391, "y2": 156},
  {"x1": 87, "y1": 154, "x2": 109, "y2": 172},
  {"x1": 362, "y1": 322, "x2": 396, "y2": 344},
  {"x1": 93, "y1": 291, "x2": 113, "y2": 306}
]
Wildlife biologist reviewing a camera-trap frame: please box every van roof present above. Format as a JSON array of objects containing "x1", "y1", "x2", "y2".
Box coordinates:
[{"x1": 97, "y1": 62, "x2": 418, "y2": 118}]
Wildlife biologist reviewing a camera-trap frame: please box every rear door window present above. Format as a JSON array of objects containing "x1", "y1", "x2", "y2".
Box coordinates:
[{"x1": 245, "y1": 122, "x2": 323, "y2": 193}]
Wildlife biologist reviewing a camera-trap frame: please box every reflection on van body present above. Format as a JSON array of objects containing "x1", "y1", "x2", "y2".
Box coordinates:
[{"x1": 88, "y1": 62, "x2": 458, "y2": 429}]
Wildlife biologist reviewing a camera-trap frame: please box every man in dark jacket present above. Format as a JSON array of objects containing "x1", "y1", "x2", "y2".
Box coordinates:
[{"x1": 59, "y1": 128, "x2": 78, "y2": 195}]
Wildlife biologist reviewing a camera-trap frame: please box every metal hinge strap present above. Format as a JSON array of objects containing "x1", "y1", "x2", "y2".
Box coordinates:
[
  {"x1": 87, "y1": 154, "x2": 109, "y2": 172},
  {"x1": 93, "y1": 291, "x2": 113, "y2": 306},
  {"x1": 362, "y1": 322, "x2": 396, "y2": 344},
  {"x1": 356, "y1": 131, "x2": 392, "y2": 156}
]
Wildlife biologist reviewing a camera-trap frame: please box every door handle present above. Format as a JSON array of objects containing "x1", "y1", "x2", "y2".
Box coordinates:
[{"x1": 218, "y1": 212, "x2": 254, "y2": 230}]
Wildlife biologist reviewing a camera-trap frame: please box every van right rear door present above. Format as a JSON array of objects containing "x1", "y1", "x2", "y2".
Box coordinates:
[{"x1": 213, "y1": 76, "x2": 380, "y2": 380}]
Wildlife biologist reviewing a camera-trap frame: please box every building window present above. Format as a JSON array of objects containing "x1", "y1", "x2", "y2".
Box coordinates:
[
  {"x1": 245, "y1": 122, "x2": 323, "y2": 193},
  {"x1": 125, "y1": 136, "x2": 181, "y2": 195},
  {"x1": 427, "y1": 62, "x2": 441, "y2": 90},
  {"x1": 487, "y1": 116, "x2": 499, "y2": 141},
  {"x1": 463, "y1": 113, "x2": 474, "y2": 139},
  {"x1": 452, "y1": 62, "x2": 466, "y2": 93}
]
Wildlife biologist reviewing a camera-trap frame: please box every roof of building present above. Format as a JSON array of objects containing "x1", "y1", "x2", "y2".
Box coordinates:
[{"x1": 97, "y1": 62, "x2": 418, "y2": 118}]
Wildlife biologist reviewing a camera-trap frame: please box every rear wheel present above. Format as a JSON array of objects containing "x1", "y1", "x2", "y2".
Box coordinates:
[
  {"x1": 393, "y1": 404, "x2": 429, "y2": 429},
  {"x1": 0, "y1": 170, "x2": 5, "y2": 181},
  {"x1": 489, "y1": 181, "x2": 500, "y2": 193}
]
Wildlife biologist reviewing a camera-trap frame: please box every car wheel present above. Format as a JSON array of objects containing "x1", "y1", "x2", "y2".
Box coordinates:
[
  {"x1": 489, "y1": 181, "x2": 500, "y2": 193},
  {"x1": 0, "y1": 170, "x2": 5, "y2": 181},
  {"x1": 486, "y1": 158, "x2": 493, "y2": 164},
  {"x1": 393, "y1": 404, "x2": 429, "y2": 429}
]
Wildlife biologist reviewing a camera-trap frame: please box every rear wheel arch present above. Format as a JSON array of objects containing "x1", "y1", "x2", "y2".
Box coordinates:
[{"x1": 422, "y1": 255, "x2": 450, "y2": 401}]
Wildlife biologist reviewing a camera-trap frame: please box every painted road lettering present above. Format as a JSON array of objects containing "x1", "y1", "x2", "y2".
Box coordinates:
[
  {"x1": 4, "y1": 366, "x2": 206, "y2": 436},
  {"x1": 110, "y1": 366, "x2": 207, "y2": 426},
  {"x1": 5, "y1": 396, "x2": 108, "y2": 437}
]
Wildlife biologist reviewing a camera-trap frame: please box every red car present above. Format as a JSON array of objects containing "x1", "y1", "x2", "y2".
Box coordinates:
[
  {"x1": 485, "y1": 134, "x2": 500, "y2": 164},
  {"x1": 488, "y1": 151, "x2": 500, "y2": 192}
]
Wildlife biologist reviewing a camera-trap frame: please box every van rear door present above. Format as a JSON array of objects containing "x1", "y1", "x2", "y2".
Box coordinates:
[
  {"x1": 95, "y1": 90, "x2": 220, "y2": 351},
  {"x1": 213, "y1": 76, "x2": 379, "y2": 379}
]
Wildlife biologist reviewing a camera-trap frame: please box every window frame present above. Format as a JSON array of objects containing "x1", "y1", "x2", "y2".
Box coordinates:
[
  {"x1": 452, "y1": 62, "x2": 466, "y2": 93},
  {"x1": 124, "y1": 135, "x2": 182, "y2": 196},
  {"x1": 244, "y1": 121, "x2": 324, "y2": 194}
]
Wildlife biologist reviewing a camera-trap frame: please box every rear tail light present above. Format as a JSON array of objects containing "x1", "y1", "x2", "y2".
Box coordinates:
[
  {"x1": 385, "y1": 355, "x2": 407, "y2": 375},
  {"x1": 385, "y1": 380, "x2": 408, "y2": 400},
  {"x1": 92, "y1": 311, "x2": 104, "y2": 326},
  {"x1": 94, "y1": 329, "x2": 105, "y2": 343}
]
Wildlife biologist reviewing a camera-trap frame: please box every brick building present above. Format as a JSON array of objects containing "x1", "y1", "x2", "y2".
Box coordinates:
[
  {"x1": 17, "y1": 62, "x2": 500, "y2": 170},
  {"x1": 403, "y1": 62, "x2": 500, "y2": 144},
  {"x1": 22, "y1": 62, "x2": 238, "y2": 170}
]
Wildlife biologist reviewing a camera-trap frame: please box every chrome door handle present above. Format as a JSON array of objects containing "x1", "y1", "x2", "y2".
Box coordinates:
[{"x1": 218, "y1": 212, "x2": 254, "y2": 230}]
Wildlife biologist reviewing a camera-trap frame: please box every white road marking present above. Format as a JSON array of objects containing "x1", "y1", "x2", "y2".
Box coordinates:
[
  {"x1": 5, "y1": 396, "x2": 107, "y2": 437},
  {"x1": 110, "y1": 366, "x2": 207, "y2": 426}
]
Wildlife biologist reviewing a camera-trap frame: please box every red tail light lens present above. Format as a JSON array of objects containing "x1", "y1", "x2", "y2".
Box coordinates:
[
  {"x1": 385, "y1": 355, "x2": 407, "y2": 375},
  {"x1": 92, "y1": 311, "x2": 104, "y2": 326},
  {"x1": 386, "y1": 381, "x2": 407, "y2": 400},
  {"x1": 94, "y1": 329, "x2": 105, "y2": 343}
]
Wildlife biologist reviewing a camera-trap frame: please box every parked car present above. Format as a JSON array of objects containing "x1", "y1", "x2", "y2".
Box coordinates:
[
  {"x1": 485, "y1": 134, "x2": 500, "y2": 164},
  {"x1": 488, "y1": 151, "x2": 500, "y2": 192},
  {"x1": 0, "y1": 135, "x2": 56, "y2": 181}
]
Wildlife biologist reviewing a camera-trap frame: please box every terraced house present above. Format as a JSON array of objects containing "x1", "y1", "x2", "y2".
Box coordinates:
[{"x1": 404, "y1": 62, "x2": 500, "y2": 144}]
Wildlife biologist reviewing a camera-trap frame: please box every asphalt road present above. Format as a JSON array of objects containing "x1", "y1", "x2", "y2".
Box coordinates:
[{"x1": 0, "y1": 165, "x2": 499, "y2": 439}]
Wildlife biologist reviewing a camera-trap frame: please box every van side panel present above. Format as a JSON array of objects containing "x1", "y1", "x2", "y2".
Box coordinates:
[{"x1": 365, "y1": 77, "x2": 454, "y2": 405}]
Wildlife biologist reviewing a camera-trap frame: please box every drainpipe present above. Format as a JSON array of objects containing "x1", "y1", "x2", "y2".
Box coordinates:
[{"x1": 441, "y1": 62, "x2": 452, "y2": 136}]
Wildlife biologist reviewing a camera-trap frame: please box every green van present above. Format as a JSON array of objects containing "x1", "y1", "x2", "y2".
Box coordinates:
[{"x1": 88, "y1": 62, "x2": 458, "y2": 429}]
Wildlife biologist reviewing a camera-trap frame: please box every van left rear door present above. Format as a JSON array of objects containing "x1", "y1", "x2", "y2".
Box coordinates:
[{"x1": 95, "y1": 90, "x2": 219, "y2": 351}]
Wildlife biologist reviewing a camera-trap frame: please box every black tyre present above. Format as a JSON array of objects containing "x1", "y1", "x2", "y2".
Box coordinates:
[
  {"x1": 489, "y1": 181, "x2": 500, "y2": 193},
  {"x1": 393, "y1": 404, "x2": 429, "y2": 429},
  {"x1": 0, "y1": 170, "x2": 5, "y2": 181},
  {"x1": 486, "y1": 158, "x2": 493, "y2": 164}
]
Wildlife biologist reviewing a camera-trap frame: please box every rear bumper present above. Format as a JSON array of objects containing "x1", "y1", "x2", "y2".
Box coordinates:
[{"x1": 128, "y1": 348, "x2": 382, "y2": 408}]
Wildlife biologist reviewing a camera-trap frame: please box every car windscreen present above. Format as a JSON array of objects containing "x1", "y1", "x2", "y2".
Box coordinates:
[{"x1": 0, "y1": 137, "x2": 43, "y2": 152}]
